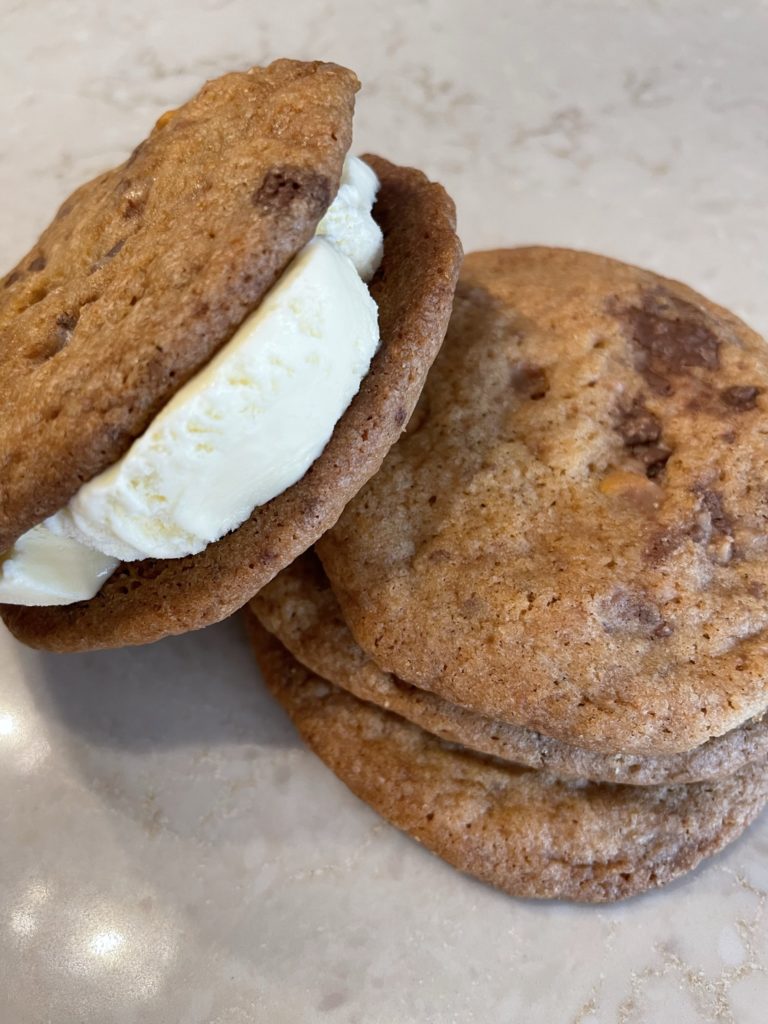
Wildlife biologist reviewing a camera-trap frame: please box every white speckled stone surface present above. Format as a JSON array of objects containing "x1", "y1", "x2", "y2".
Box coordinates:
[{"x1": 1, "y1": 2, "x2": 767, "y2": 1021}]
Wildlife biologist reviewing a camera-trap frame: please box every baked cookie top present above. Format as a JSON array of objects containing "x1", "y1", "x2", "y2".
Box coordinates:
[
  {"x1": 319, "y1": 248, "x2": 768, "y2": 755},
  {"x1": 3, "y1": 158, "x2": 462, "y2": 649},
  {"x1": 0, "y1": 59, "x2": 357, "y2": 550},
  {"x1": 249, "y1": 552, "x2": 768, "y2": 785},
  {"x1": 249, "y1": 620, "x2": 768, "y2": 903}
]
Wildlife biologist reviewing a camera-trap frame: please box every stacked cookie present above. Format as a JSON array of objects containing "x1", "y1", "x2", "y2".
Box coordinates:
[
  {"x1": 247, "y1": 248, "x2": 768, "y2": 902},
  {"x1": 1, "y1": 59, "x2": 765, "y2": 903}
]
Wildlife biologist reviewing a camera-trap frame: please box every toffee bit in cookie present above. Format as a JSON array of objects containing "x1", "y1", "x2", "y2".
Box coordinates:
[
  {"x1": 154, "y1": 108, "x2": 177, "y2": 131},
  {"x1": 599, "y1": 470, "x2": 663, "y2": 511},
  {"x1": 708, "y1": 535, "x2": 734, "y2": 566}
]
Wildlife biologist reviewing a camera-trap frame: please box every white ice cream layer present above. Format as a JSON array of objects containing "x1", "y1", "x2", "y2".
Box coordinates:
[{"x1": 0, "y1": 156, "x2": 382, "y2": 604}]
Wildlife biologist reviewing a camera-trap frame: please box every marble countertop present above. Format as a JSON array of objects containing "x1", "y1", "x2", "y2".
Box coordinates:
[{"x1": 1, "y1": 1, "x2": 767, "y2": 1021}]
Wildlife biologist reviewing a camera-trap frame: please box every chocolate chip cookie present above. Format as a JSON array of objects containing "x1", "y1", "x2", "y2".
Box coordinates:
[
  {"x1": 318, "y1": 248, "x2": 768, "y2": 755},
  {"x1": 1, "y1": 64, "x2": 461, "y2": 650},
  {"x1": 248, "y1": 617, "x2": 768, "y2": 902},
  {"x1": 251, "y1": 552, "x2": 768, "y2": 785}
]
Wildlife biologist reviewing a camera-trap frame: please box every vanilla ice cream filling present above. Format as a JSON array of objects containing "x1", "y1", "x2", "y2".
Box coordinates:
[{"x1": 0, "y1": 156, "x2": 383, "y2": 606}]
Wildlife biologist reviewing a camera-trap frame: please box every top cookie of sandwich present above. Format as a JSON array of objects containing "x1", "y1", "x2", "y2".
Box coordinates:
[
  {"x1": 318, "y1": 247, "x2": 768, "y2": 756},
  {"x1": 0, "y1": 59, "x2": 357, "y2": 550}
]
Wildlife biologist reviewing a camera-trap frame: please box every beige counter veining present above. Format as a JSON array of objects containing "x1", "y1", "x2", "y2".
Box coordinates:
[{"x1": 1, "y1": 2, "x2": 767, "y2": 1021}]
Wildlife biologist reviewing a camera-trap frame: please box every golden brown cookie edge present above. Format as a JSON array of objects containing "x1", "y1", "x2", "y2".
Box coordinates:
[
  {"x1": 246, "y1": 616, "x2": 768, "y2": 904},
  {"x1": 249, "y1": 552, "x2": 768, "y2": 786}
]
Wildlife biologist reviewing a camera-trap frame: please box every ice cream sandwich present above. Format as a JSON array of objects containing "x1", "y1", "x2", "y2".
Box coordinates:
[{"x1": 0, "y1": 60, "x2": 461, "y2": 651}]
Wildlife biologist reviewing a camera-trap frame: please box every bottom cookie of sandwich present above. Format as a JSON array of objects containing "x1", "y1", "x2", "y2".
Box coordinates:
[{"x1": 245, "y1": 613, "x2": 768, "y2": 903}]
